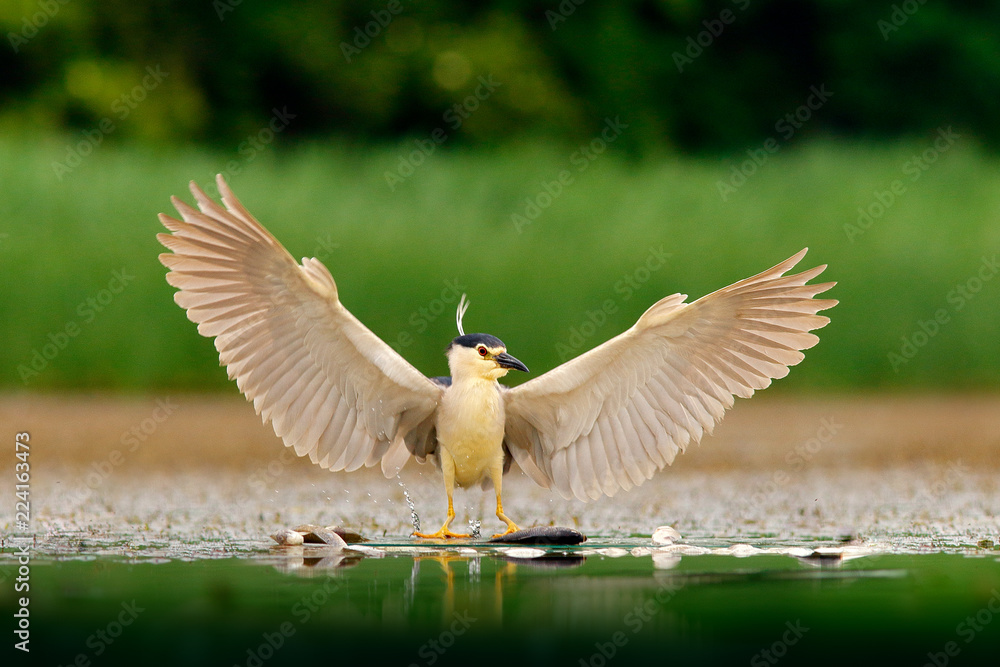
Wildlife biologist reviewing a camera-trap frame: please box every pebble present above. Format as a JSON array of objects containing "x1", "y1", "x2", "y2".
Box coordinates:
[
  {"x1": 652, "y1": 525, "x2": 682, "y2": 545},
  {"x1": 271, "y1": 528, "x2": 304, "y2": 546}
]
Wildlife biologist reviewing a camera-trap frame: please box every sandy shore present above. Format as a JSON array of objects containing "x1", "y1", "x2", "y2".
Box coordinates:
[{"x1": 2, "y1": 392, "x2": 997, "y2": 472}]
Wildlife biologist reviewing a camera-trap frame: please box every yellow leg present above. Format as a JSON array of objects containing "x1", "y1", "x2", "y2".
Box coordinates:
[
  {"x1": 490, "y1": 460, "x2": 520, "y2": 539},
  {"x1": 414, "y1": 450, "x2": 469, "y2": 539}
]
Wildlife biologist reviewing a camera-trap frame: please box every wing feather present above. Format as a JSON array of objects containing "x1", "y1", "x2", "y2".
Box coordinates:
[
  {"x1": 573, "y1": 430, "x2": 598, "y2": 499},
  {"x1": 630, "y1": 389, "x2": 667, "y2": 468},
  {"x1": 158, "y1": 176, "x2": 441, "y2": 475},
  {"x1": 504, "y1": 249, "x2": 836, "y2": 501}
]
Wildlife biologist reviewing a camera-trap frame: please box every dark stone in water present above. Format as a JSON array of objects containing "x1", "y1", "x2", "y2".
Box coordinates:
[{"x1": 488, "y1": 526, "x2": 587, "y2": 545}]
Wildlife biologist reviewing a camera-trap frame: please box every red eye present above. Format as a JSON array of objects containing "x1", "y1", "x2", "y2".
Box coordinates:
[{"x1": 477, "y1": 346, "x2": 487, "y2": 356}]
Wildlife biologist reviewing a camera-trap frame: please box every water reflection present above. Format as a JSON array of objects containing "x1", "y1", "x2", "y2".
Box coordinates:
[
  {"x1": 268, "y1": 541, "x2": 596, "y2": 625},
  {"x1": 258, "y1": 537, "x2": 910, "y2": 644}
]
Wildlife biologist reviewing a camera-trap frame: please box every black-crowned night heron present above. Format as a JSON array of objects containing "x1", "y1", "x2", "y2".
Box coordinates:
[{"x1": 158, "y1": 176, "x2": 836, "y2": 539}]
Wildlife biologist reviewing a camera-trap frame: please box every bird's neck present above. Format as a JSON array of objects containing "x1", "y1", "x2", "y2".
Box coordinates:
[
  {"x1": 442, "y1": 373, "x2": 504, "y2": 428},
  {"x1": 449, "y1": 372, "x2": 499, "y2": 390}
]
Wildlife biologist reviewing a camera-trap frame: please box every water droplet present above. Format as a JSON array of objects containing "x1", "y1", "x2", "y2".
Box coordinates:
[{"x1": 397, "y1": 474, "x2": 421, "y2": 534}]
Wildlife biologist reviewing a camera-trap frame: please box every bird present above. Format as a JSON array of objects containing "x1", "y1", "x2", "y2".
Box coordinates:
[{"x1": 157, "y1": 175, "x2": 837, "y2": 539}]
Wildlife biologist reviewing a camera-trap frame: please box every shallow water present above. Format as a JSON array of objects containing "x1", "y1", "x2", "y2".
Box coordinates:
[
  {"x1": 5, "y1": 548, "x2": 1000, "y2": 665},
  {"x1": 15, "y1": 462, "x2": 999, "y2": 558},
  {"x1": 3, "y1": 462, "x2": 999, "y2": 665}
]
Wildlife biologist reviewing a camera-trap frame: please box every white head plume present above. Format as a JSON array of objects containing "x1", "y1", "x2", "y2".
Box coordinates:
[{"x1": 456, "y1": 293, "x2": 470, "y2": 336}]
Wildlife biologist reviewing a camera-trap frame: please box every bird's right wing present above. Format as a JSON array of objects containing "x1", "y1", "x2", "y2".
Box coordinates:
[
  {"x1": 157, "y1": 175, "x2": 442, "y2": 477},
  {"x1": 503, "y1": 249, "x2": 836, "y2": 501}
]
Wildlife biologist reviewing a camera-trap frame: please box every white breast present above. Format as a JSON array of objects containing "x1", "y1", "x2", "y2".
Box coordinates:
[{"x1": 437, "y1": 379, "x2": 506, "y2": 488}]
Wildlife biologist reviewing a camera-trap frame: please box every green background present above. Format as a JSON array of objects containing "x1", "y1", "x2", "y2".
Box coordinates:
[{"x1": 1, "y1": 0, "x2": 998, "y2": 391}]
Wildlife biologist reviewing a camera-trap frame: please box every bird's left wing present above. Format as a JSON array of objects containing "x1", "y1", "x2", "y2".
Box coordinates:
[
  {"x1": 157, "y1": 175, "x2": 442, "y2": 476},
  {"x1": 503, "y1": 249, "x2": 836, "y2": 501}
]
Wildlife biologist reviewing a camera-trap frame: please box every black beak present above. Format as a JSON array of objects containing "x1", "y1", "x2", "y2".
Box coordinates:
[{"x1": 495, "y1": 352, "x2": 529, "y2": 373}]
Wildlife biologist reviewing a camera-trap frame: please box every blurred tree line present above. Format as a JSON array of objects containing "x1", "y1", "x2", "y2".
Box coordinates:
[{"x1": 1, "y1": 0, "x2": 999, "y2": 154}]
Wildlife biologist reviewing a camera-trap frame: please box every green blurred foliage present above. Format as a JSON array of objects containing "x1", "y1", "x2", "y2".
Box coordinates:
[
  {"x1": 1, "y1": 137, "x2": 999, "y2": 391},
  {"x1": 1, "y1": 0, "x2": 999, "y2": 152},
  {"x1": 2, "y1": 0, "x2": 999, "y2": 393}
]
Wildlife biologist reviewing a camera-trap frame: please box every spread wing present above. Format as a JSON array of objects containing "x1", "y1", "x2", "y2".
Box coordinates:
[
  {"x1": 503, "y1": 249, "x2": 836, "y2": 501},
  {"x1": 157, "y1": 175, "x2": 442, "y2": 477}
]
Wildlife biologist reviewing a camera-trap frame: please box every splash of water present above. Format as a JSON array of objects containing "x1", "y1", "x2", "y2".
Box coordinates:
[
  {"x1": 397, "y1": 475, "x2": 421, "y2": 534},
  {"x1": 469, "y1": 519, "x2": 481, "y2": 539}
]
